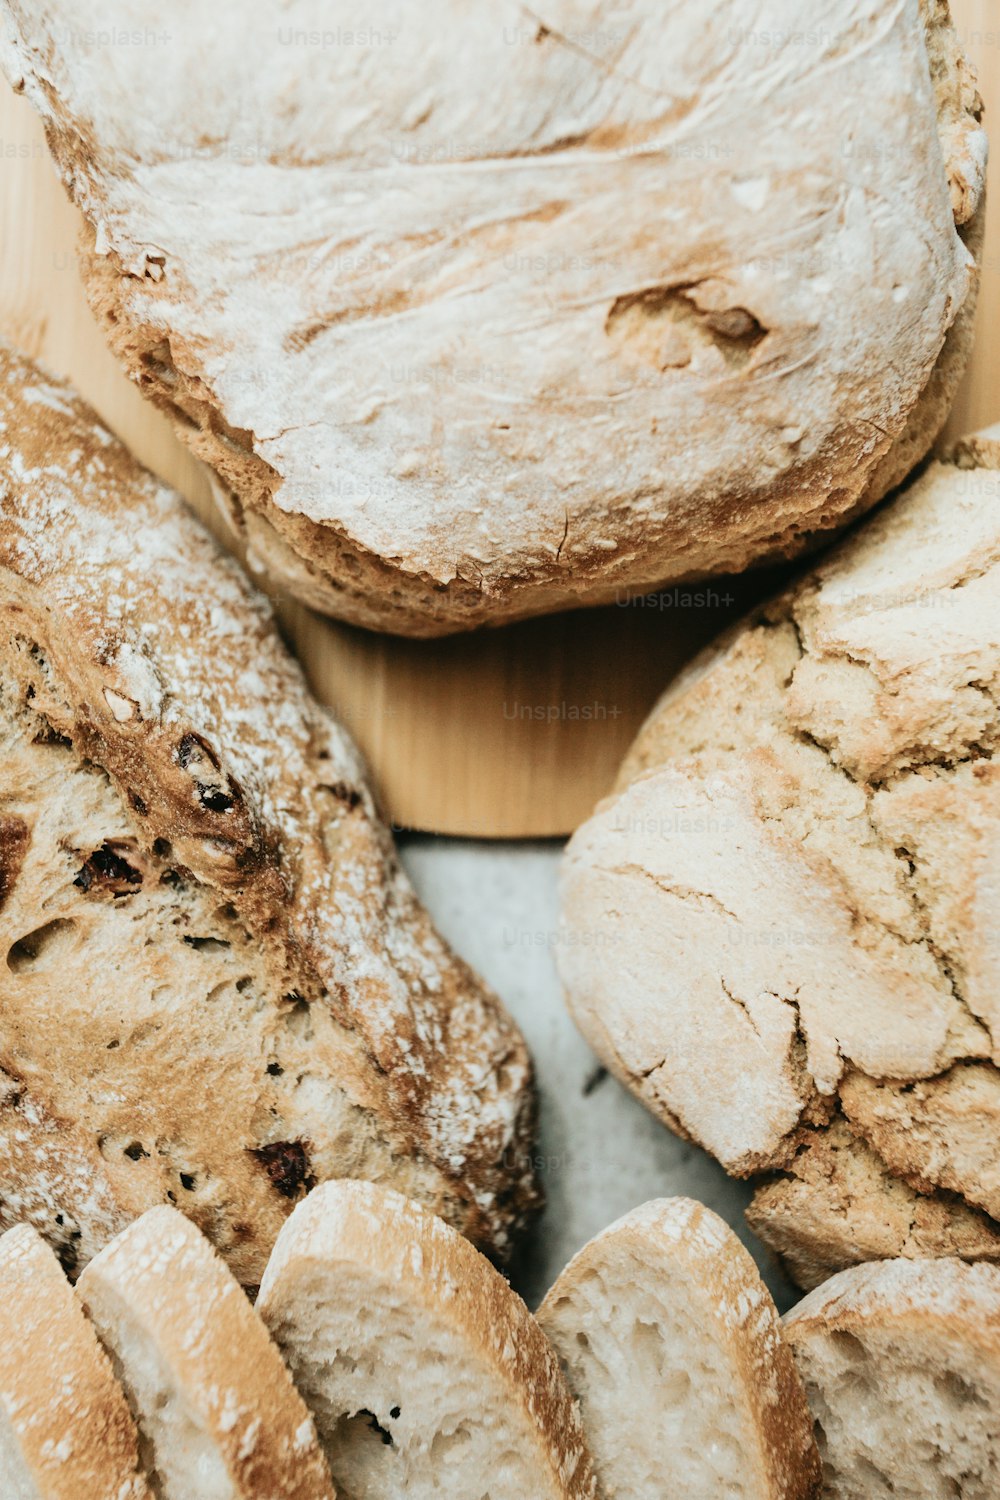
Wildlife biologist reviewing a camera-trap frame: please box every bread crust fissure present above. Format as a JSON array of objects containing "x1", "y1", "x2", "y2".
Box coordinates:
[{"x1": 559, "y1": 429, "x2": 1000, "y2": 1284}]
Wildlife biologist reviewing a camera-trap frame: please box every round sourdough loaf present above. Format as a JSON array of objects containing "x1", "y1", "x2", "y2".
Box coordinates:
[
  {"x1": 0, "y1": 0, "x2": 985, "y2": 633},
  {"x1": 0, "y1": 341, "x2": 538, "y2": 1286},
  {"x1": 558, "y1": 426, "x2": 1000, "y2": 1285}
]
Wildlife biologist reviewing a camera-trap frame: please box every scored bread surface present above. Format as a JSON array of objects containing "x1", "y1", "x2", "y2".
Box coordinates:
[
  {"x1": 0, "y1": 340, "x2": 538, "y2": 1285},
  {"x1": 538, "y1": 1197, "x2": 820, "y2": 1500},
  {"x1": 257, "y1": 1179, "x2": 597, "y2": 1500},
  {"x1": 77, "y1": 1205, "x2": 335, "y2": 1500},
  {"x1": 558, "y1": 422, "x2": 1000, "y2": 1285},
  {"x1": 0, "y1": 0, "x2": 984, "y2": 633},
  {"x1": 0, "y1": 1222, "x2": 151, "y2": 1500}
]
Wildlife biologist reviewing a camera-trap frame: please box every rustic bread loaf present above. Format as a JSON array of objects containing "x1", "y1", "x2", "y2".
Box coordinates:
[
  {"x1": 785, "y1": 1257, "x2": 1000, "y2": 1499},
  {"x1": 537, "y1": 1197, "x2": 820, "y2": 1500},
  {"x1": 256, "y1": 1179, "x2": 597, "y2": 1500},
  {"x1": 78, "y1": 1205, "x2": 335, "y2": 1500},
  {"x1": 0, "y1": 0, "x2": 983, "y2": 634},
  {"x1": 0, "y1": 340, "x2": 537, "y2": 1286},
  {"x1": 558, "y1": 426, "x2": 1000, "y2": 1283},
  {"x1": 0, "y1": 1222, "x2": 152, "y2": 1499}
]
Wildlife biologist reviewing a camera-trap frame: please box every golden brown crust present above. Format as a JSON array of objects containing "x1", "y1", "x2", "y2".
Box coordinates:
[
  {"x1": 0, "y1": 1223, "x2": 151, "y2": 1499},
  {"x1": 0, "y1": 0, "x2": 984, "y2": 635},
  {"x1": 0, "y1": 340, "x2": 539, "y2": 1282},
  {"x1": 77, "y1": 1206, "x2": 335, "y2": 1499},
  {"x1": 748, "y1": 1118, "x2": 1000, "y2": 1291},
  {"x1": 784, "y1": 1255, "x2": 1000, "y2": 1348},
  {"x1": 539, "y1": 1198, "x2": 820, "y2": 1500},
  {"x1": 258, "y1": 1179, "x2": 598, "y2": 1499}
]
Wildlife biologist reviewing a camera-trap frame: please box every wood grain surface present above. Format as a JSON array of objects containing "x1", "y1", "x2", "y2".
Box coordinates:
[{"x1": 1, "y1": 0, "x2": 997, "y2": 837}]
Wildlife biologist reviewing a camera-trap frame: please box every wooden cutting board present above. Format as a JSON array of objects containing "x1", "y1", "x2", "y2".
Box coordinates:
[{"x1": 2, "y1": 0, "x2": 997, "y2": 837}]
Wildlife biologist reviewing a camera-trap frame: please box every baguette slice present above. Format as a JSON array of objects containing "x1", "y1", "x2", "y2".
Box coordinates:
[
  {"x1": 785, "y1": 1257, "x2": 1000, "y2": 1499},
  {"x1": 538, "y1": 1198, "x2": 820, "y2": 1500},
  {"x1": 76, "y1": 1206, "x2": 335, "y2": 1500},
  {"x1": 0, "y1": 1222, "x2": 151, "y2": 1500},
  {"x1": 256, "y1": 1180, "x2": 596, "y2": 1500}
]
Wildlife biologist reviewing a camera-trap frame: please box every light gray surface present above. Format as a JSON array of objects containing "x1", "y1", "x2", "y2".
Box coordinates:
[{"x1": 399, "y1": 836, "x2": 798, "y2": 1314}]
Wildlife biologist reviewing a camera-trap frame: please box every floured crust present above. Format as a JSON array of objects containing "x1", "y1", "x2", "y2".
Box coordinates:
[
  {"x1": 785, "y1": 1257, "x2": 1000, "y2": 1498},
  {"x1": 558, "y1": 427, "x2": 1000, "y2": 1281},
  {"x1": 0, "y1": 1223, "x2": 151, "y2": 1499},
  {"x1": 538, "y1": 1197, "x2": 821, "y2": 1500},
  {"x1": 257, "y1": 1179, "x2": 597, "y2": 1500},
  {"x1": 748, "y1": 1118, "x2": 1000, "y2": 1291},
  {"x1": 785, "y1": 1254, "x2": 1000, "y2": 1342},
  {"x1": 0, "y1": 340, "x2": 538, "y2": 1283},
  {"x1": 0, "y1": 0, "x2": 984, "y2": 634},
  {"x1": 77, "y1": 1206, "x2": 334, "y2": 1499}
]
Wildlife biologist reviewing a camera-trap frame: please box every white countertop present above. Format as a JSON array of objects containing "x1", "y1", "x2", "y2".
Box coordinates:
[{"x1": 400, "y1": 836, "x2": 798, "y2": 1314}]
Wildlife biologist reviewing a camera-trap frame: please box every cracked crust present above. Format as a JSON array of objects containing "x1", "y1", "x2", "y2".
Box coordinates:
[
  {"x1": 0, "y1": 341, "x2": 539, "y2": 1286},
  {"x1": 0, "y1": 0, "x2": 985, "y2": 634},
  {"x1": 558, "y1": 426, "x2": 1000, "y2": 1282},
  {"x1": 748, "y1": 1117, "x2": 1000, "y2": 1291}
]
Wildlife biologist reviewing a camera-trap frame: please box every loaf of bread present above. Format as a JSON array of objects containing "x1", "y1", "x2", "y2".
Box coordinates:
[
  {"x1": 537, "y1": 1197, "x2": 820, "y2": 1500},
  {"x1": 559, "y1": 426, "x2": 1000, "y2": 1284},
  {"x1": 78, "y1": 1205, "x2": 335, "y2": 1499},
  {"x1": 256, "y1": 1179, "x2": 597, "y2": 1500},
  {"x1": 0, "y1": 1222, "x2": 151, "y2": 1499},
  {"x1": 785, "y1": 1257, "x2": 1000, "y2": 1498},
  {"x1": 0, "y1": 340, "x2": 537, "y2": 1286},
  {"x1": 0, "y1": 0, "x2": 983, "y2": 633}
]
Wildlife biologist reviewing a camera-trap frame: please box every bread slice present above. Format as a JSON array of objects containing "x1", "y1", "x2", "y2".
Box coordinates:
[
  {"x1": 748, "y1": 1117, "x2": 1000, "y2": 1291},
  {"x1": 537, "y1": 1198, "x2": 820, "y2": 1500},
  {"x1": 77, "y1": 1205, "x2": 334, "y2": 1500},
  {"x1": 0, "y1": 340, "x2": 537, "y2": 1284},
  {"x1": 785, "y1": 1257, "x2": 1000, "y2": 1498},
  {"x1": 0, "y1": 1222, "x2": 151, "y2": 1499},
  {"x1": 256, "y1": 1179, "x2": 597, "y2": 1500},
  {"x1": 558, "y1": 422, "x2": 1000, "y2": 1276},
  {"x1": 0, "y1": 1, "x2": 983, "y2": 633}
]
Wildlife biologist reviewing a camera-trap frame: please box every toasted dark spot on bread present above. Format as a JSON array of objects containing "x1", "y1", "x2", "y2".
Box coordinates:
[
  {"x1": 0, "y1": 814, "x2": 29, "y2": 912},
  {"x1": 251, "y1": 1139, "x2": 314, "y2": 1198}
]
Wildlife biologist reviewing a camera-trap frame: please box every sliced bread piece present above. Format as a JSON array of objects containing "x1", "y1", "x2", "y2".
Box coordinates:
[
  {"x1": 0, "y1": 1221, "x2": 151, "y2": 1500},
  {"x1": 785, "y1": 1257, "x2": 1000, "y2": 1499},
  {"x1": 537, "y1": 1198, "x2": 820, "y2": 1500},
  {"x1": 76, "y1": 1205, "x2": 334, "y2": 1500},
  {"x1": 256, "y1": 1179, "x2": 596, "y2": 1500}
]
